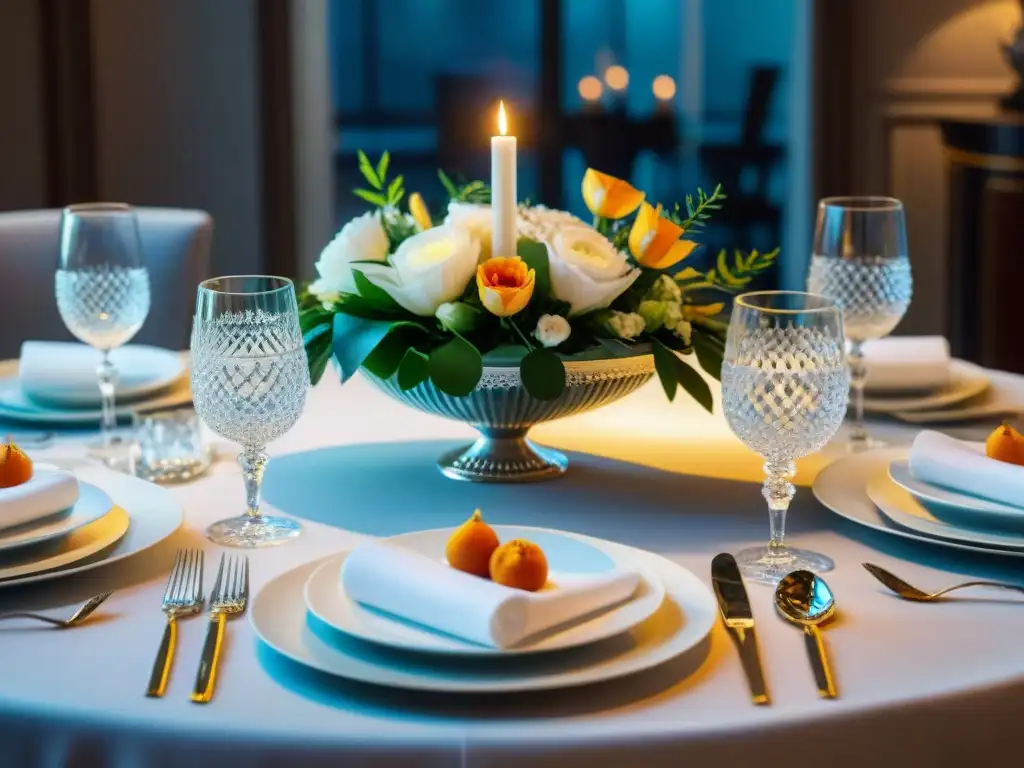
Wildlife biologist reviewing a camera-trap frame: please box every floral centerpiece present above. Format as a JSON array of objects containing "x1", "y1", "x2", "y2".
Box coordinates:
[{"x1": 300, "y1": 150, "x2": 777, "y2": 481}]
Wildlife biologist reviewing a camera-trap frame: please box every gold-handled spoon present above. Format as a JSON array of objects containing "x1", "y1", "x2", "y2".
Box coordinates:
[{"x1": 775, "y1": 570, "x2": 837, "y2": 699}]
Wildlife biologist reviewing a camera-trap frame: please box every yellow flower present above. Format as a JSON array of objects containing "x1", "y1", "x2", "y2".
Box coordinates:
[
  {"x1": 628, "y1": 202, "x2": 698, "y2": 269},
  {"x1": 581, "y1": 169, "x2": 645, "y2": 219},
  {"x1": 683, "y1": 302, "x2": 725, "y2": 319},
  {"x1": 476, "y1": 257, "x2": 535, "y2": 317},
  {"x1": 408, "y1": 192, "x2": 432, "y2": 231}
]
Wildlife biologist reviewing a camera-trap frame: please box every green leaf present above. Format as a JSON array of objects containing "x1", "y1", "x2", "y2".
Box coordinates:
[
  {"x1": 397, "y1": 348, "x2": 429, "y2": 390},
  {"x1": 651, "y1": 339, "x2": 678, "y2": 401},
  {"x1": 387, "y1": 175, "x2": 404, "y2": 204},
  {"x1": 351, "y1": 269, "x2": 400, "y2": 310},
  {"x1": 483, "y1": 344, "x2": 530, "y2": 365},
  {"x1": 332, "y1": 314, "x2": 393, "y2": 383},
  {"x1": 675, "y1": 356, "x2": 714, "y2": 413},
  {"x1": 362, "y1": 327, "x2": 419, "y2": 380},
  {"x1": 307, "y1": 334, "x2": 333, "y2": 386},
  {"x1": 354, "y1": 188, "x2": 387, "y2": 207},
  {"x1": 596, "y1": 338, "x2": 637, "y2": 357},
  {"x1": 691, "y1": 331, "x2": 723, "y2": 380},
  {"x1": 376, "y1": 151, "x2": 390, "y2": 184},
  {"x1": 517, "y1": 239, "x2": 550, "y2": 297},
  {"x1": 520, "y1": 349, "x2": 566, "y2": 401},
  {"x1": 438, "y1": 169, "x2": 458, "y2": 198},
  {"x1": 428, "y1": 336, "x2": 483, "y2": 396},
  {"x1": 302, "y1": 321, "x2": 332, "y2": 347},
  {"x1": 358, "y1": 149, "x2": 382, "y2": 190}
]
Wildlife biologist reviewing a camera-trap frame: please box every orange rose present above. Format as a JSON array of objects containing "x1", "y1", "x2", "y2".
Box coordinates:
[
  {"x1": 628, "y1": 202, "x2": 698, "y2": 269},
  {"x1": 476, "y1": 257, "x2": 536, "y2": 317},
  {"x1": 581, "y1": 169, "x2": 645, "y2": 220}
]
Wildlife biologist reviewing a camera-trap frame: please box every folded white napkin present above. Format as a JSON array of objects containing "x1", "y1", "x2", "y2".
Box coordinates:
[
  {"x1": 340, "y1": 540, "x2": 642, "y2": 649},
  {"x1": 909, "y1": 430, "x2": 1024, "y2": 509},
  {"x1": 0, "y1": 469, "x2": 80, "y2": 532},
  {"x1": 18, "y1": 342, "x2": 175, "y2": 406},
  {"x1": 863, "y1": 336, "x2": 950, "y2": 392}
]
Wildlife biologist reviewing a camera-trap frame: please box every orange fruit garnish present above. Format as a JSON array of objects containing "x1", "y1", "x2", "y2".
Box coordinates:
[
  {"x1": 0, "y1": 438, "x2": 33, "y2": 489},
  {"x1": 986, "y1": 421, "x2": 1024, "y2": 466},
  {"x1": 445, "y1": 509, "x2": 500, "y2": 578},
  {"x1": 489, "y1": 539, "x2": 548, "y2": 592}
]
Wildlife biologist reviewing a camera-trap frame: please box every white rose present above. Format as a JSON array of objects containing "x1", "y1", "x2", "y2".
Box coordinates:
[
  {"x1": 533, "y1": 314, "x2": 571, "y2": 348},
  {"x1": 517, "y1": 205, "x2": 584, "y2": 241},
  {"x1": 546, "y1": 226, "x2": 640, "y2": 316},
  {"x1": 309, "y1": 211, "x2": 390, "y2": 299},
  {"x1": 362, "y1": 225, "x2": 479, "y2": 316},
  {"x1": 445, "y1": 202, "x2": 494, "y2": 260}
]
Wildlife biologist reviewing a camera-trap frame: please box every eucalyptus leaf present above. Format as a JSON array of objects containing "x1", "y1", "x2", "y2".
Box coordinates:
[
  {"x1": 362, "y1": 329, "x2": 416, "y2": 380},
  {"x1": 308, "y1": 337, "x2": 332, "y2": 386},
  {"x1": 675, "y1": 356, "x2": 714, "y2": 413},
  {"x1": 520, "y1": 349, "x2": 565, "y2": 401},
  {"x1": 302, "y1": 321, "x2": 332, "y2": 347},
  {"x1": 332, "y1": 314, "x2": 393, "y2": 383},
  {"x1": 397, "y1": 348, "x2": 429, "y2": 390},
  {"x1": 651, "y1": 340, "x2": 678, "y2": 402},
  {"x1": 691, "y1": 332, "x2": 723, "y2": 380},
  {"x1": 351, "y1": 269, "x2": 400, "y2": 310},
  {"x1": 517, "y1": 239, "x2": 550, "y2": 297},
  {"x1": 428, "y1": 336, "x2": 483, "y2": 396}
]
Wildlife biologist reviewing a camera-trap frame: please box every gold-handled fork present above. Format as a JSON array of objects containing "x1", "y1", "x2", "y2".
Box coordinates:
[
  {"x1": 863, "y1": 563, "x2": 1024, "y2": 602},
  {"x1": 191, "y1": 554, "x2": 249, "y2": 704},
  {"x1": 146, "y1": 549, "x2": 204, "y2": 698}
]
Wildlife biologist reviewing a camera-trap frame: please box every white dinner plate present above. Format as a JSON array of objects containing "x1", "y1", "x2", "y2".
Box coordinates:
[
  {"x1": 867, "y1": 470, "x2": 1024, "y2": 551},
  {"x1": 0, "y1": 481, "x2": 113, "y2": 553},
  {"x1": 0, "y1": 375, "x2": 192, "y2": 426},
  {"x1": 888, "y1": 459, "x2": 1024, "y2": 533},
  {"x1": 812, "y1": 448, "x2": 1024, "y2": 559},
  {"x1": 863, "y1": 360, "x2": 990, "y2": 414},
  {"x1": 0, "y1": 464, "x2": 183, "y2": 588},
  {"x1": 19, "y1": 345, "x2": 184, "y2": 408},
  {"x1": 304, "y1": 526, "x2": 667, "y2": 657},
  {"x1": 252, "y1": 532, "x2": 717, "y2": 694}
]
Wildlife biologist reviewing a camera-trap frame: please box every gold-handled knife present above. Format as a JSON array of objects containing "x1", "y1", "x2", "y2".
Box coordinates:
[{"x1": 711, "y1": 553, "x2": 770, "y2": 705}]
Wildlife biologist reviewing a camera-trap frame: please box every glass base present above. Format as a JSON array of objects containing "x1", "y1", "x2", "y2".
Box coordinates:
[
  {"x1": 734, "y1": 545, "x2": 835, "y2": 586},
  {"x1": 205, "y1": 515, "x2": 302, "y2": 548}
]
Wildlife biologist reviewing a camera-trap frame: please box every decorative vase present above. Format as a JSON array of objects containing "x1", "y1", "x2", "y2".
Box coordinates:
[{"x1": 366, "y1": 350, "x2": 656, "y2": 483}]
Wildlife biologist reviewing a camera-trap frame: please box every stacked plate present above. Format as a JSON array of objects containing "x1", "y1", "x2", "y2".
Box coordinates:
[
  {"x1": 813, "y1": 447, "x2": 1024, "y2": 559},
  {"x1": 864, "y1": 359, "x2": 998, "y2": 424},
  {"x1": 0, "y1": 343, "x2": 191, "y2": 426},
  {"x1": 251, "y1": 526, "x2": 718, "y2": 693},
  {"x1": 0, "y1": 465, "x2": 184, "y2": 588}
]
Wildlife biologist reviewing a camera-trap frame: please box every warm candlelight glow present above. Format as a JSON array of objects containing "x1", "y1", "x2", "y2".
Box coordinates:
[
  {"x1": 652, "y1": 74, "x2": 676, "y2": 101},
  {"x1": 578, "y1": 76, "x2": 603, "y2": 101},
  {"x1": 604, "y1": 65, "x2": 629, "y2": 91},
  {"x1": 497, "y1": 100, "x2": 508, "y2": 137}
]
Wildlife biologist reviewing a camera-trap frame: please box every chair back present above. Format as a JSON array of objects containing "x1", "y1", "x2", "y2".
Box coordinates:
[
  {"x1": 0, "y1": 207, "x2": 213, "y2": 359},
  {"x1": 741, "y1": 67, "x2": 781, "y2": 148}
]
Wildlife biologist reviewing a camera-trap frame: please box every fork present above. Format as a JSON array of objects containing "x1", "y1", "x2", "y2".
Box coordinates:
[
  {"x1": 191, "y1": 554, "x2": 249, "y2": 704},
  {"x1": 0, "y1": 592, "x2": 112, "y2": 627},
  {"x1": 145, "y1": 549, "x2": 204, "y2": 698},
  {"x1": 863, "y1": 563, "x2": 1024, "y2": 602}
]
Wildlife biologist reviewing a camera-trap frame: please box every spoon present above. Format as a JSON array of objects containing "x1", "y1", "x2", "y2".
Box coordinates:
[{"x1": 774, "y1": 570, "x2": 838, "y2": 699}]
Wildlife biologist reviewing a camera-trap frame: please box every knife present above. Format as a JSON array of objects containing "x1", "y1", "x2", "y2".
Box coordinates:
[{"x1": 711, "y1": 553, "x2": 770, "y2": 705}]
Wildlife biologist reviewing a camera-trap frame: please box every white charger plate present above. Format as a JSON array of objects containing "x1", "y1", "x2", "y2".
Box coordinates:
[
  {"x1": 0, "y1": 464, "x2": 183, "y2": 588},
  {"x1": 0, "y1": 481, "x2": 113, "y2": 553},
  {"x1": 304, "y1": 526, "x2": 666, "y2": 657},
  {"x1": 0, "y1": 375, "x2": 192, "y2": 426},
  {"x1": 19, "y1": 345, "x2": 184, "y2": 407},
  {"x1": 252, "y1": 531, "x2": 717, "y2": 694},
  {"x1": 863, "y1": 360, "x2": 990, "y2": 414},
  {"x1": 812, "y1": 448, "x2": 1024, "y2": 559},
  {"x1": 888, "y1": 459, "x2": 1024, "y2": 533},
  {"x1": 867, "y1": 470, "x2": 1024, "y2": 551}
]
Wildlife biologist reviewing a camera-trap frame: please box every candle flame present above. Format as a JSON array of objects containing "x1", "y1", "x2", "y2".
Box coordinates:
[{"x1": 497, "y1": 100, "x2": 508, "y2": 136}]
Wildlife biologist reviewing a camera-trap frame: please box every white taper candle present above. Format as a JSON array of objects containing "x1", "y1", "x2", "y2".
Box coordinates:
[{"x1": 491, "y1": 101, "x2": 517, "y2": 258}]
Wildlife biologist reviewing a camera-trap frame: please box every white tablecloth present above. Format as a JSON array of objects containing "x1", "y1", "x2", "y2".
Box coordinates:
[{"x1": 1, "y1": 362, "x2": 1023, "y2": 767}]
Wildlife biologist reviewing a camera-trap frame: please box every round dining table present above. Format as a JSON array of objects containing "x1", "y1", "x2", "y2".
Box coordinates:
[{"x1": 0, "y1": 359, "x2": 1022, "y2": 767}]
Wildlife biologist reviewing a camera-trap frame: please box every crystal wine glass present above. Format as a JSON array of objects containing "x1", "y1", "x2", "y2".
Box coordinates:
[
  {"x1": 55, "y1": 203, "x2": 151, "y2": 459},
  {"x1": 722, "y1": 291, "x2": 849, "y2": 585},
  {"x1": 190, "y1": 276, "x2": 309, "y2": 547},
  {"x1": 807, "y1": 197, "x2": 912, "y2": 449}
]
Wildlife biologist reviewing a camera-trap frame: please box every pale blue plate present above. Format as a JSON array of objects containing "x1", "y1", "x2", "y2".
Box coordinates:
[{"x1": 888, "y1": 460, "x2": 1024, "y2": 534}]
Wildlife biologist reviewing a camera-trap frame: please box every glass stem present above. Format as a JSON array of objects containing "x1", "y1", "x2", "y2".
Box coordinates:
[
  {"x1": 239, "y1": 447, "x2": 269, "y2": 522},
  {"x1": 96, "y1": 351, "x2": 118, "y2": 448},
  {"x1": 763, "y1": 460, "x2": 796, "y2": 556},
  {"x1": 847, "y1": 340, "x2": 868, "y2": 444}
]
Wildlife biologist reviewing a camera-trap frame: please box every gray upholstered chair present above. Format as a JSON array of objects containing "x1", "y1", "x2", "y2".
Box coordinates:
[{"x1": 0, "y1": 207, "x2": 213, "y2": 358}]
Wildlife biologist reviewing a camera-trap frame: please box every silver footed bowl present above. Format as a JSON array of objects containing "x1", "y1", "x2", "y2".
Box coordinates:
[{"x1": 365, "y1": 350, "x2": 655, "y2": 483}]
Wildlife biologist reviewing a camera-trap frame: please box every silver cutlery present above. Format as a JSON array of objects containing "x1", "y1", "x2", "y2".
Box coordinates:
[
  {"x1": 0, "y1": 592, "x2": 112, "y2": 628},
  {"x1": 146, "y1": 548, "x2": 204, "y2": 698},
  {"x1": 191, "y1": 554, "x2": 249, "y2": 704},
  {"x1": 775, "y1": 570, "x2": 838, "y2": 699},
  {"x1": 864, "y1": 562, "x2": 1024, "y2": 602},
  {"x1": 711, "y1": 552, "x2": 770, "y2": 705}
]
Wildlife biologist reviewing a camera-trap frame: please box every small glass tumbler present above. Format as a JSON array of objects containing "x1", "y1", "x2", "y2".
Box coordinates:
[{"x1": 131, "y1": 409, "x2": 211, "y2": 483}]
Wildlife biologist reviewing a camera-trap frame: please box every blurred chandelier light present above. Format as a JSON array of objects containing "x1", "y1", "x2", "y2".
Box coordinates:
[
  {"x1": 603, "y1": 65, "x2": 629, "y2": 91},
  {"x1": 652, "y1": 74, "x2": 677, "y2": 101},
  {"x1": 578, "y1": 75, "x2": 604, "y2": 101}
]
